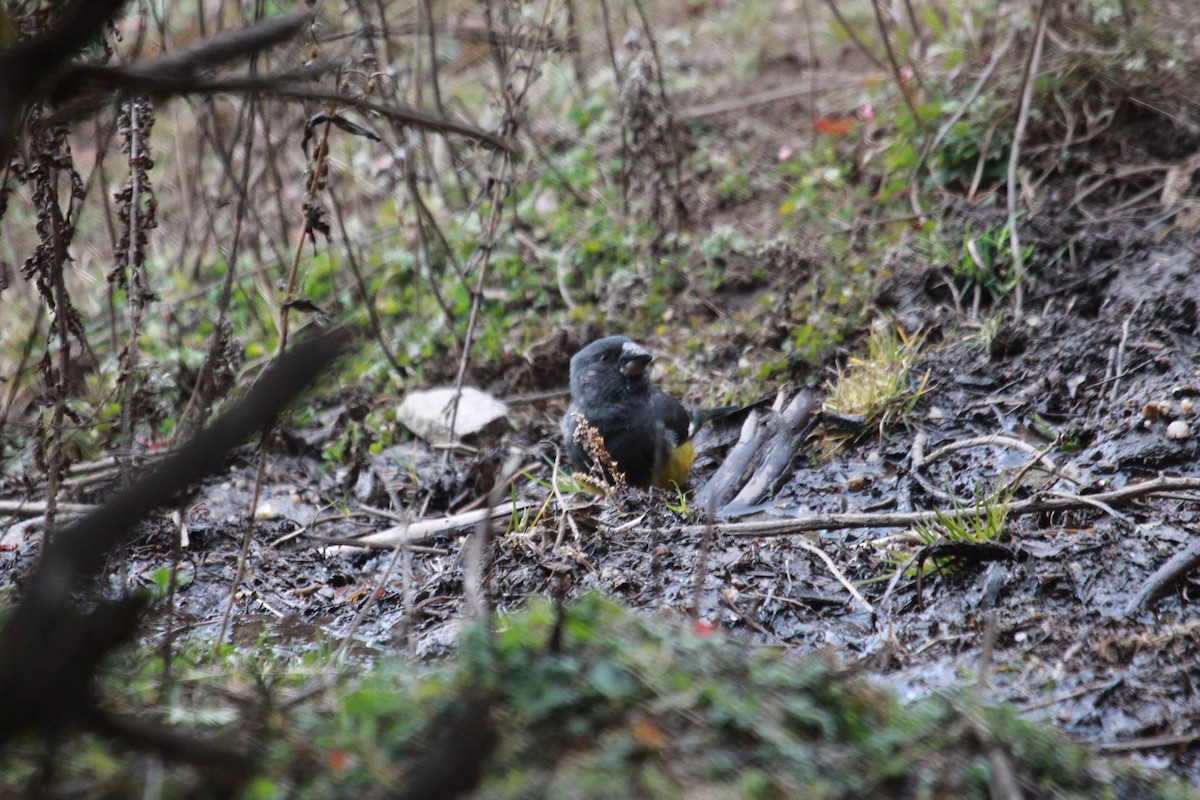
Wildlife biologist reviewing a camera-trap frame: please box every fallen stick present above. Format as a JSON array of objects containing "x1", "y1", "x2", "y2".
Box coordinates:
[
  {"x1": 1124, "y1": 538, "x2": 1200, "y2": 617},
  {"x1": 0, "y1": 500, "x2": 100, "y2": 519},
  {"x1": 679, "y1": 475, "x2": 1200, "y2": 538},
  {"x1": 720, "y1": 391, "x2": 818, "y2": 517},
  {"x1": 321, "y1": 501, "x2": 536, "y2": 554}
]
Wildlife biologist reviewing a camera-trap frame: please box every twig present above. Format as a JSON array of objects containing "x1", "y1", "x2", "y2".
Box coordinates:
[
  {"x1": 562, "y1": 0, "x2": 586, "y2": 87},
  {"x1": 792, "y1": 538, "x2": 874, "y2": 615},
  {"x1": 0, "y1": 304, "x2": 44, "y2": 440},
  {"x1": 801, "y1": 0, "x2": 817, "y2": 149},
  {"x1": 869, "y1": 0, "x2": 922, "y2": 132},
  {"x1": 1097, "y1": 731, "x2": 1200, "y2": 753},
  {"x1": 0, "y1": 500, "x2": 100, "y2": 519},
  {"x1": 334, "y1": 514, "x2": 413, "y2": 663},
  {"x1": 1124, "y1": 537, "x2": 1200, "y2": 616},
  {"x1": 329, "y1": 192, "x2": 407, "y2": 378},
  {"x1": 322, "y1": 502, "x2": 535, "y2": 553},
  {"x1": 1109, "y1": 300, "x2": 1143, "y2": 402},
  {"x1": 720, "y1": 590, "x2": 789, "y2": 645},
  {"x1": 995, "y1": 435, "x2": 1063, "y2": 498},
  {"x1": 628, "y1": 0, "x2": 688, "y2": 228},
  {"x1": 818, "y1": 0, "x2": 887, "y2": 71},
  {"x1": 596, "y1": 0, "x2": 621, "y2": 94},
  {"x1": 690, "y1": 497, "x2": 717, "y2": 621},
  {"x1": 443, "y1": 0, "x2": 543, "y2": 456},
  {"x1": 0, "y1": 329, "x2": 348, "y2": 749},
  {"x1": 463, "y1": 455, "x2": 523, "y2": 634},
  {"x1": 1020, "y1": 678, "x2": 1121, "y2": 713},
  {"x1": 921, "y1": 434, "x2": 1059, "y2": 476},
  {"x1": 872, "y1": 548, "x2": 918, "y2": 627},
  {"x1": 1007, "y1": 0, "x2": 1052, "y2": 315},
  {"x1": 909, "y1": 27, "x2": 1016, "y2": 217},
  {"x1": 550, "y1": 450, "x2": 582, "y2": 549},
  {"x1": 678, "y1": 475, "x2": 1200, "y2": 538},
  {"x1": 1046, "y1": 490, "x2": 1138, "y2": 532},
  {"x1": 220, "y1": 65, "x2": 334, "y2": 646}
]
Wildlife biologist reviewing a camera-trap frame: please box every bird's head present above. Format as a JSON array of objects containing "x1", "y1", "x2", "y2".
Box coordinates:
[{"x1": 569, "y1": 336, "x2": 653, "y2": 403}]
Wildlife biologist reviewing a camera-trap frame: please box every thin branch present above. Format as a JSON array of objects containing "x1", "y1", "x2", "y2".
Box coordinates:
[
  {"x1": 1109, "y1": 300, "x2": 1143, "y2": 402},
  {"x1": 909, "y1": 27, "x2": 1017, "y2": 217},
  {"x1": 818, "y1": 0, "x2": 887, "y2": 71},
  {"x1": 679, "y1": 475, "x2": 1200, "y2": 538},
  {"x1": 690, "y1": 496, "x2": 717, "y2": 621},
  {"x1": 869, "y1": 0, "x2": 923, "y2": 130},
  {"x1": 1007, "y1": 0, "x2": 1052, "y2": 314},
  {"x1": 330, "y1": 192, "x2": 408, "y2": 377},
  {"x1": 792, "y1": 537, "x2": 875, "y2": 614}
]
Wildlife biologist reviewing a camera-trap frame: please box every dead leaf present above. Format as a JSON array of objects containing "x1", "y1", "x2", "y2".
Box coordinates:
[{"x1": 813, "y1": 116, "x2": 856, "y2": 136}]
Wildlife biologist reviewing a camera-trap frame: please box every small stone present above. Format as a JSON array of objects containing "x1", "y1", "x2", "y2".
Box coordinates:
[
  {"x1": 397, "y1": 386, "x2": 508, "y2": 445},
  {"x1": 1182, "y1": 398, "x2": 1195, "y2": 415},
  {"x1": 847, "y1": 472, "x2": 870, "y2": 492},
  {"x1": 927, "y1": 406, "x2": 947, "y2": 424},
  {"x1": 1142, "y1": 401, "x2": 1168, "y2": 421},
  {"x1": 1166, "y1": 420, "x2": 1190, "y2": 440}
]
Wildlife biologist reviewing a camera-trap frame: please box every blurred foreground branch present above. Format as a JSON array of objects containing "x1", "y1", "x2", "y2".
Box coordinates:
[{"x1": 0, "y1": 327, "x2": 352, "y2": 780}]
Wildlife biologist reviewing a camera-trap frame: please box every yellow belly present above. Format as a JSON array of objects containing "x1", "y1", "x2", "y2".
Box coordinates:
[{"x1": 653, "y1": 440, "x2": 694, "y2": 491}]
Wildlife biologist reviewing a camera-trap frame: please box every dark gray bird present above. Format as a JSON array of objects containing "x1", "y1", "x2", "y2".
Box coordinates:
[{"x1": 560, "y1": 336, "x2": 693, "y2": 490}]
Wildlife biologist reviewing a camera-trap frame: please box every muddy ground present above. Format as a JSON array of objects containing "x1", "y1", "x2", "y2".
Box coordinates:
[
  {"x1": 4, "y1": 55, "x2": 1200, "y2": 790},
  {"x1": 6, "y1": 214, "x2": 1200, "y2": 783}
]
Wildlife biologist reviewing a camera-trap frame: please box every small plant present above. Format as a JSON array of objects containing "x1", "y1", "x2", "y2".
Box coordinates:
[
  {"x1": 949, "y1": 220, "x2": 1034, "y2": 312},
  {"x1": 666, "y1": 484, "x2": 689, "y2": 514},
  {"x1": 143, "y1": 565, "x2": 194, "y2": 602},
  {"x1": 715, "y1": 171, "x2": 754, "y2": 206},
  {"x1": 876, "y1": 486, "x2": 1012, "y2": 579},
  {"x1": 699, "y1": 225, "x2": 747, "y2": 264},
  {"x1": 823, "y1": 321, "x2": 930, "y2": 439},
  {"x1": 967, "y1": 313, "x2": 1004, "y2": 353}
]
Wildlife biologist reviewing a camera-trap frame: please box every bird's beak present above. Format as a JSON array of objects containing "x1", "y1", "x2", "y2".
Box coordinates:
[{"x1": 620, "y1": 341, "x2": 652, "y2": 378}]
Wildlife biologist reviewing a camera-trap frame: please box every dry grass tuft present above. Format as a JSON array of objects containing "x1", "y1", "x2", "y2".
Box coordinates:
[
  {"x1": 571, "y1": 413, "x2": 626, "y2": 494},
  {"x1": 823, "y1": 321, "x2": 930, "y2": 440}
]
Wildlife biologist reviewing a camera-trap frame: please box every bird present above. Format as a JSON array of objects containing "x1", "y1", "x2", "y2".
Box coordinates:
[{"x1": 560, "y1": 336, "x2": 694, "y2": 491}]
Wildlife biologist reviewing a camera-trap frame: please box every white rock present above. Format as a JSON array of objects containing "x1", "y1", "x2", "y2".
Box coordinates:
[
  {"x1": 397, "y1": 386, "x2": 508, "y2": 445},
  {"x1": 1166, "y1": 420, "x2": 1191, "y2": 440}
]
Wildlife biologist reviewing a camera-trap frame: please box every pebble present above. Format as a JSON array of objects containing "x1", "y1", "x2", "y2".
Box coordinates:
[
  {"x1": 1166, "y1": 420, "x2": 1191, "y2": 440},
  {"x1": 1141, "y1": 400, "x2": 1173, "y2": 422}
]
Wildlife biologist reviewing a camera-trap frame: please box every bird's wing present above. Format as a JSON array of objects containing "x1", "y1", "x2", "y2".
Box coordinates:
[{"x1": 650, "y1": 389, "x2": 690, "y2": 446}]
